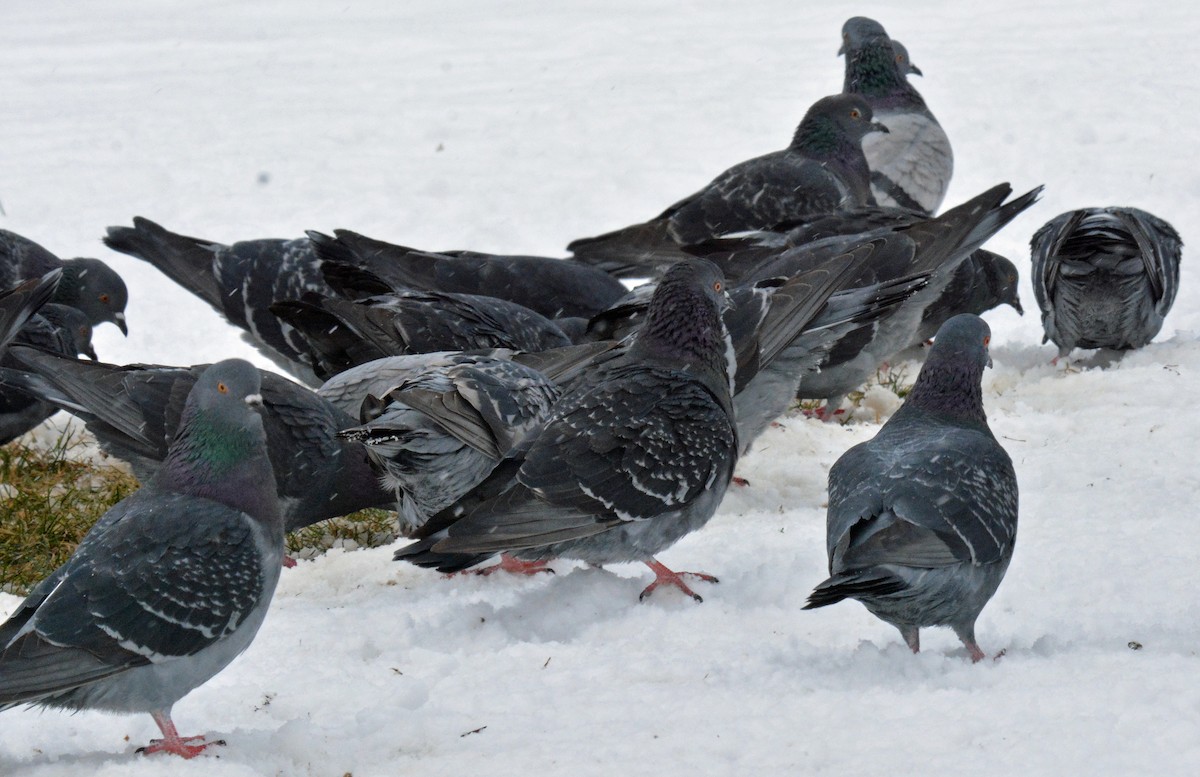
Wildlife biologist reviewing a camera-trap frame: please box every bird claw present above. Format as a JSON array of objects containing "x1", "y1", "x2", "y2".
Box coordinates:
[
  {"x1": 639, "y1": 561, "x2": 718, "y2": 603},
  {"x1": 454, "y1": 555, "x2": 554, "y2": 577},
  {"x1": 732, "y1": 476, "x2": 751, "y2": 487},
  {"x1": 138, "y1": 736, "x2": 225, "y2": 759}
]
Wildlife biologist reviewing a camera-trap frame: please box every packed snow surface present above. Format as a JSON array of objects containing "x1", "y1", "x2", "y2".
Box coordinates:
[{"x1": 2, "y1": 1, "x2": 1199, "y2": 775}]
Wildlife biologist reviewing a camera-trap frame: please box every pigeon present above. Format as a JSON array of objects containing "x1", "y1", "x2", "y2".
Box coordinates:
[
  {"x1": 803, "y1": 314, "x2": 1017, "y2": 661},
  {"x1": 0, "y1": 272, "x2": 62, "y2": 355},
  {"x1": 1030, "y1": 207, "x2": 1182, "y2": 362},
  {"x1": 319, "y1": 352, "x2": 563, "y2": 536},
  {"x1": 3, "y1": 346, "x2": 391, "y2": 531},
  {"x1": 0, "y1": 359, "x2": 286, "y2": 758},
  {"x1": 307, "y1": 230, "x2": 628, "y2": 320},
  {"x1": 103, "y1": 218, "x2": 332, "y2": 385},
  {"x1": 911, "y1": 249, "x2": 1023, "y2": 347},
  {"x1": 566, "y1": 93, "x2": 889, "y2": 278},
  {"x1": 708, "y1": 184, "x2": 1041, "y2": 413},
  {"x1": 395, "y1": 259, "x2": 739, "y2": 601},
  {"x1": 0, "y1": 229, "x2": 129, "y2": 335},
  {"x1": 840, "y1": 17, "x2": 953, "y2": 215},
  {"x1": 0, "y1": 303, "x2": 98, "y2": 445},
  {"x1": 272, "y1": 287, "x2": 573, "y2": 382}
]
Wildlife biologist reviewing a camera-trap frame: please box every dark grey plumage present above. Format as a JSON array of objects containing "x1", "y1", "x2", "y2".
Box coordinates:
[
  {"x1": 1030, "y1": 207, "x2": 1182, "y2": 361},
  {"x1": 804, "y1": 315, "x2": 1017, "y2": 661},
  {"x1": 272, "y1": 287, "x2": 573, "y2": 383},
  {"x1": 0, "y1": 229, "x2": 128, "y2": 335},
  {"x1": 912, "y1": 249, "x2": 1023, "y2": 346},
  {"x1": 566, "y1": 94, "x2": 889, "y2": 278},
  {"x1": 0, "y1": 302, "x2": 97, "y2": 445},
  {"x1": 0, "y1": 360, "x2": 284, "y2": 758},
  {"x1": 0, "y1": 272, "x2": 62, "y2": 356},
  {"x1": 396, "y1": 260, "x2": 739, "y2": 601},
  {"x1": 307, "y1": 230, "x2": 628, "y2": 320},
  {"x1": 840, "y1": 18, "x2": 953, "y2": 215},
  {"x1": 103, "y1": 217, "x2": 331, "y2": 385},
  {"x1": 319, "y1": 352, "x2": 562, "y2": 536},
  {"x1": 4, "y1": 346, "x2": 391, "y2": 531},
  {"x1": 706, "y1": 184, "x2": 1041, "y2": 412}
]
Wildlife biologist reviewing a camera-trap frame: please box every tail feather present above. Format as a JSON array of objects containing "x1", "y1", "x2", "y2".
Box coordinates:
[
  {"x1": 566, "y1": 220, "x2": 686, "y2": 279},
  {"x1": 103, "y1": 217, "x2": 224, "y2": 310},
  {"x1": 803, "y1": 570, "x2": 908, "y2": 610}
]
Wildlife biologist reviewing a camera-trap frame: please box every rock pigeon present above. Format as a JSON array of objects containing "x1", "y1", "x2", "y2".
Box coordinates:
[
  {"x1": 319, "y1": 352, "x2": 563, "y2": 536},
  {"x1": 0, "y1": 229, "x2": 129, "y2": 335},
  {"x1": 804, "y1": 314, "x2": 1017, "y2": 661},
  {"x1": 911, "y1": 249, "x2": 1023, "y2": 347},
  {"x1": 4, "y1": 346, "x2": 391, "y2": 531},
  {"x1": 272, "y1": 287, "x2": 573, "y2": 382},
  {"x1": 0, "y1": 302, "x2": 98, "y2": 445},
  {"x1": 716, "y1": 184, "x2": 1040, "y2": 413},
  {"x1": 307, "y1": 230, "x2": 628, "y2": 320},
  {"x1": 566, "y1": 94, "x2": 889, "y2": 278},
  {"x1": 840, "y1": 17, "x2": 953, "y2": 215},
  {"x1": 1030, "y1": 207, "x2": 1182, "y2": 361},
  {"x1": 0, "y1": 272, "x2": 62, "y2": 356},
  {"x1": 0, "y1": 359, "x2": 285, "y2": 758},
  {"x1": 395, "y1": 259, "x2": 739, "y2": 601},
  {"x1": 103, "y1": 218, "x2": 332, "y2": 385}
]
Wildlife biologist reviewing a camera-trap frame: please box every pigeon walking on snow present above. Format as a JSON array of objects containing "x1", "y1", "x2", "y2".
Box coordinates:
[
  {"x1": 803, "y1": 315, "x2": 1017, "y2": 661},
  {"x1": 840, "y1": 17, "x2": 953, "y2": 215},
  {"x1": 1030, "y1": 207, "x2": 1182, "y2": 362},
  {"x1": 103, "y1": 218, "x2": 332, "y2": 385},
  {"x1": 395, "y1": 259, "x2": 739, "y2": 601},
  {"x1": 0, "y1": 360, "x2": 286, "y2": 758},
  {"x1": 566, "y1": 94, "x2": 888, "y2": 278},
  {"x1": 0, "y1": 229, "x2": 128, "y2": 335}
]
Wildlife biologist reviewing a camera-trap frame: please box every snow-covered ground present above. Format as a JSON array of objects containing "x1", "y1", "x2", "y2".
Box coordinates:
[{"x1": 3, "y1": 1, "x2": 1200, "y2": 774}]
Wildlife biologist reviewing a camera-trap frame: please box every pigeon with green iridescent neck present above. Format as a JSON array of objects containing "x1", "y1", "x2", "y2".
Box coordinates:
[
  {"x1": 840, "y1": 17, "x2": 953, "y2": 215},
  {"x1": 804, "y1": 315, "x2": 1017, "y2": 661},
  {"x1": 566, "y1": 94, "x2": 888, "y2": 278},
  {"x1": 0, "y1": 359, "x2": 286, "y2": 759}
]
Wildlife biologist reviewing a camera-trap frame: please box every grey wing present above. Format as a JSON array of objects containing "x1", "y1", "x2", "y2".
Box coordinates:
[
  {"x1": 1029, "y1": 210, "x2": 1083, "y2": 320},
  {"x1": 668, "y1": 154, "x2": 845, "y2": 244},
  {"x1": 1115, "y1": 208, "x2": 1182, "y2": 316},
  {"x1": 0, "y1": 271, "x2": 60, "y2": 352},
  {"x1": 863, "y1": 111, "x2": 953, "y2": 215}
]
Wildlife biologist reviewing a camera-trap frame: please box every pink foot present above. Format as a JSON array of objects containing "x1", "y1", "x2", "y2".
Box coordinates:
[
  {"x1": 964, "y1": 641, "x2": 986, "y2": 663},
  {"x1": 639, "y1": 559, "x2": 718, "y2": 602},
  {"x1": 732, "y1": 476, "x2": 751, "y2": 487},
  {"x1": 282, "y1": 555, "x2": 297, "y2": 568},
  {"x1": 140, "y1": 710, "x2": 224, "y2": 759},
  {"x1": 455, "y1": 554, "x2": 554, "y2": 577}
]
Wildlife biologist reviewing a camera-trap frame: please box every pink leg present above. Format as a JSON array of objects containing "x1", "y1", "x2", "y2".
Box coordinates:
[
  {"x1": 732, "y1": 476, "x2": 751, "y2": 487},
  {"x1": 963, "y1": 640, "x2": 986, "y2": 663},
  {"x1": 454, "y1": 553, "x2": 554, "y2": 577},
  {"x1": 639, "y1": 558, "x2": 718, "y2": 602},
  {"x1": 282, "y1": 555, "x2": 298, "y2": 569},
  {"x1": 138, "y1": 709, "x2": 224, "y2": 759}
]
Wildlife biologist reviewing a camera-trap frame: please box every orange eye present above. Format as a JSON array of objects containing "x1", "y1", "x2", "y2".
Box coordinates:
[
  {"x1": 217, "y1": 382, "x2": 229, "y2": 394},
  {"x1": 983, "y1": 336, "x2": 991, "y2": 347},
  {"x1": 712, "y1": 281, "x2": 723, "y2": 292},
  {"x1": 850, "y1": 108, "x2": 861, "y2": 119},
  {"x1": 895, "y1": 54, "x2": 905, "y2": 64},
  {"x1": 99, "y1": 293, "x2": 110, "y2": 303}
]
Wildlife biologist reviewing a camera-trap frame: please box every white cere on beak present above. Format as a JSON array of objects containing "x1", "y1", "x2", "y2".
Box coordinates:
[{"x1": 244, "y1": 393, "x2": 264, "y2": 407}]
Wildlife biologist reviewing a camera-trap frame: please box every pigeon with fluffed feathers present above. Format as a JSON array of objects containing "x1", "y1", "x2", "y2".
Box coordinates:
[
  {"x1": 1030, "y1": 206, "x2": 1182, "y2": 361},
  {"x1": 803, "y1": 314, "x2": 1017, "y2": 662},
  {"x1": 0, "y1": 359, "x2": 285, "y2": 759},
  {"x1": 0, "y1": 229, "x2": 128, "y2": 335},
  {"x1": 395, "y1": 259, "x2": 739, "y2": 601},
  {"x1": 840, "y1": 17, "x2": 953, "y2": 215},
  {"x1": 4, "y1": 346, "x2": 391, "y2": 531},
  {"x1": 566, "y1": 93, "x2": 889, "y2": 278}
]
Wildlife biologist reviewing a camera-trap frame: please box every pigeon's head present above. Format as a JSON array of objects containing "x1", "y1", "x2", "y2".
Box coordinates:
[
  {"x1": 37, "y1": 303, "x2": 97, "y2": 361},
  {"x1": 793, "y1": 94, "x2": 889, "y2": 153},
  {"x1": 633, "y1": 259, "x2": 732, "y2": 380},
  {"x1": 982, "y1": 254, "x2": 1023, "y2": 316},
  {"x1": 929, "y1": 314, "x2": 993, "y2": 371},
  {"x1": 186, "y1": 359, "x2": 267, "y2": 450},
  {"x1": 839, "y1": 16, "x2": 889, "y2": 56},
  {"x1": 890, "y1": 40, "x2": 921, "y2": 77},
  {"x1": 61, "y1": 257, "x2": 129, "y2": 335}
]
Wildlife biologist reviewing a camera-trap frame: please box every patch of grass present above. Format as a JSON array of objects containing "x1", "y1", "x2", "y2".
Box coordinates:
[
  {"x1": 0, "y1": 430, "x2": 138, "y2": 595},
  {"x1": 287, "y1": 509, "x2": 398, "y2": 558}
]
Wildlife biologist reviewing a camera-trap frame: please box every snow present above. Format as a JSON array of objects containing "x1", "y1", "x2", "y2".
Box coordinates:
[{"x1": 2, "y1": 1, "x2": 1199, "y2": 774}]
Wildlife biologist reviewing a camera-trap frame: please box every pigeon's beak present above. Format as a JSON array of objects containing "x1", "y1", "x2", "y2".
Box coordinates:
[
  {"x1": 871, "y1": 122, "x2": 890, "y2": 134},
  {"x1": 244, "y1": 393, "x2": 264, "y2": 408},
  {"x1": 908, "y1": 63, "x2": 923, "y2": 77},
  {"x1": 113, "y1": 312, "x2": 128, "y2": 336},
  {"x1": 1010, "y1": 298, "x2": 1025, "y2": 315},
  {"x1": 84, "y1": 345, "x2": 98, "y2": 361},
  {"x1": 837, "y1": 43, "x2": 846, "y2": 56}
]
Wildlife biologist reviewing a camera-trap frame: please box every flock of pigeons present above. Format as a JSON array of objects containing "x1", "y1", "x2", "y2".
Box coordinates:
[{"x1": 0, "y1": 15, "x2": 1184, "y2": 760}]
